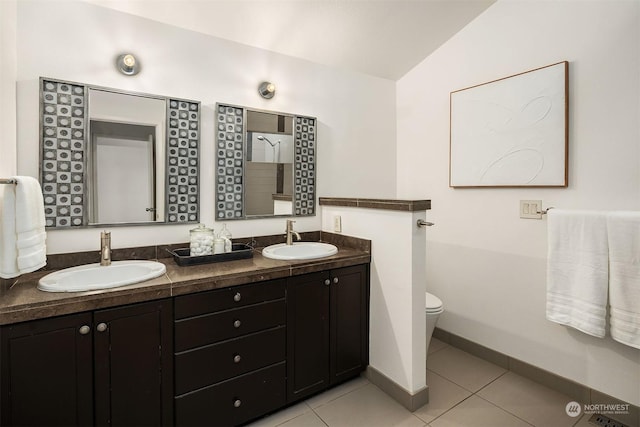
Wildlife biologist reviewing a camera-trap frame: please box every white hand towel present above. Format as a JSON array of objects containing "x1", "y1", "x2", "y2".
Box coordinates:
[
  {"x1": 546, "y1": 209, "x2": 609, "y2": 337},
  {"x1": 0, "y1": 176, "x2": 47, "y2": 278},
  {"x1": 607, "y1": 211, "x2": 640, "y2": 349},
  {"x1": 0, "y1": 184, "x2": 18, "y2": 278}
]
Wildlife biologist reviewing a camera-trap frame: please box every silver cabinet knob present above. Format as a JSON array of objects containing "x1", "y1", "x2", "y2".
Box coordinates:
[
  {"x1": 333, "y1": 277, "x2": 339, "y2": 284},
  {"x1": 324, "y1": 279, "x2": 331, "y2": 286},
  {"x1": 233, "y1": 320, "x2": 241, "y2": 328},
  {"x1": 79, "y1": 325, "x2": 91, "y2": 335},
  {"x1": 233, "y1": 354, "x2": 241, "y2": 363},
  {"x1": 233, "y1": 292, "x2": 241, "y2": 302},
  {"x1": 233, "y1": 399, "x2": 241, "y2": 408},
  {"x1": 96, "y1": 322, "x2": 107, "y2": 332}
]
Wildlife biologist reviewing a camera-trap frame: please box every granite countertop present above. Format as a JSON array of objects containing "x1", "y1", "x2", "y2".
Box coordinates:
[{"x1": 0, "y1": 234, "x2": 370, "y2": 326}]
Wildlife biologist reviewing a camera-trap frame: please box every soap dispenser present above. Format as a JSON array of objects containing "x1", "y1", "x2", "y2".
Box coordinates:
[{"x1": 220, "y1": 223, "x2": 233, "y2": 253}]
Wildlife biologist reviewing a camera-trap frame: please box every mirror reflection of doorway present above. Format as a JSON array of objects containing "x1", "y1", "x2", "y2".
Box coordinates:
[
  {"x1": 86, "y1": 88, "x2": 166, "y2": 225},
  {"x1": 89, "y1": 121, "x2": 156, "y2": 224}
]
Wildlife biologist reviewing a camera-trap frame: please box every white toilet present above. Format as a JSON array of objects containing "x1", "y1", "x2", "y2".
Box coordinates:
[{"x1": 425, "y1": 292, "x2": 444, "y2": 355}]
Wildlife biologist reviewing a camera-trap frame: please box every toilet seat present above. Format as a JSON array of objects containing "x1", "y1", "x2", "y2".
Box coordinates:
[{"x1": 425, "y1": 292, "x2": 443, "y2": 313}]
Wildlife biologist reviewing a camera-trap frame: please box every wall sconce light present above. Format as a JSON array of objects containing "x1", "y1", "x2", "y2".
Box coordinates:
[
  {"x1": 116, "y1": 53, "x2": 140, "y2": 76},
  {"x1": 258, "y1": 81, "x2": 276, "y2": 99}
]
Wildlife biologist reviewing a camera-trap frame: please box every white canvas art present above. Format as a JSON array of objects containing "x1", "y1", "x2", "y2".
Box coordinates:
[{"x1": 450, "y1": 62, "x2": 568, "y2": 187}]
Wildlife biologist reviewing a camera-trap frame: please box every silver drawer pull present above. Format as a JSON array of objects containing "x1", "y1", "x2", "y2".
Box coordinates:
[
  {"x1": 324, "y1": 279, "x2": 330, "y2": 286},
  {"x1": 233, "y1": 320, "x2": 242, "y2": 328},
  {"x1": 96, "y1": 322, "x2": 107, "y2": 333},
  {"x1": 234, "y1": 292, "x2": 241, "y2": 302},
  {"x1": 233, "y1": 399, "x2": 241, "y2": 408},
  {"x1": 233, "y1": 354, "x2": 241, "y2": 363},
  {"x1": 333, "y1": 277, "x2": 339, "y2": 284},
  {"x1": 79, "y1": 325, "x2": 91, "y2": 335}
]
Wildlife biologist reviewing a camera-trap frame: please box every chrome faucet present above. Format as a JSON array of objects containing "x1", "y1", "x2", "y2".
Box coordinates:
[
  {"x1": 100, "y1": 231, "x2": 111, "y2": 266},
  {"x1": 285, "y1": 220, "x2": 301, "y2": 246}
]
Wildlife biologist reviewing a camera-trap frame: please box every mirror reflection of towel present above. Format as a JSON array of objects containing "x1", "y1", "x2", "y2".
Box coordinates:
[{"x1": 0, "y1": 176, "x2": 47, "y2": 279}]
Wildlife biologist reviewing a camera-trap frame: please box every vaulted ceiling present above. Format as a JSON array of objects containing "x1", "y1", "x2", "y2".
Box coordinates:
[{"x1": 85, "y1": 0, "x2": 495, "y2": 80}]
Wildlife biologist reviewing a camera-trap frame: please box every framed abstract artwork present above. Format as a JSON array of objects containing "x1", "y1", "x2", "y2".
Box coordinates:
[{"x1": 450, "y1": 61, "x2": 568, "y2": 188}]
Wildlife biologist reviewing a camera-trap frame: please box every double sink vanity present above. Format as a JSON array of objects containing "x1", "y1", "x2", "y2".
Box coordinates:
[
  {"x1": 1, "y1": 77, "x2": 371, "y2": 426},
  {"x1": 0, "y1": 231, "x2": 371, "y2": 426}
]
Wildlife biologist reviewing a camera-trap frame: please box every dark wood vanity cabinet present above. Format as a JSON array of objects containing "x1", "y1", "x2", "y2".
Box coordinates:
[
  {"x1": 0, "y1": 299, "x2": 173, "y2": 427},
  {"x1": 173, "y1": 279, "x2": 287, "y2": 427},
  {"x1": 0, "y1": 311, "x2": 94, "y2": 426},
  {"x1": 286, "y1": 264, "x2": 370, "y2": 403},
  {"x1": 0, "y1": 262, "x2": 369, "y2": 427},
  {"x1": 172, "y1": 264, "x2": 370, "y2": 426}
]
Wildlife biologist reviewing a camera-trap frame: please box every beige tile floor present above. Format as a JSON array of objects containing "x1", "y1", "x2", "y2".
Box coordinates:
[{"x1": 247, "y1": 338, "x2": 612, "y2": 427}]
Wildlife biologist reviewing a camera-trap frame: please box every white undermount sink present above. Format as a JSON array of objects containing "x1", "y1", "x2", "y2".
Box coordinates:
[
  {"x1": 262, "y1": 242, "x2": 338, "y2": 261},
  {"x1": 38, "y1": 260, "x2": 166, "y2": 293}
]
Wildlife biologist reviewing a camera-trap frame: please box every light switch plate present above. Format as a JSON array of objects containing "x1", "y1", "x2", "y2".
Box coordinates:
[
  {"x1": 520, "y1": 200, "x2": 542, "y2": 219},
  {"x1": 333, "y1": 215, "x2": 342, "y2": 232}
]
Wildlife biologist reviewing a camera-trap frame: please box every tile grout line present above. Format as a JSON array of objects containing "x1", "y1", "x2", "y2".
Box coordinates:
[
  {"x1": 425, "y1": 347, "x2": 544, "y2": 426},
  {"x1": 427, "y1": 350, "x2": 589, "y2": 427},
  {"x1": 474, "y1": 369, "x2": 509, "y2": 394},
  {"x1": 420, "y1": 393, "x2": 477, "y2": 426},
  {"x1": 310, "y1": 380, "x2": 372, "y2": 411},
  {"x1": 472, "y1": 393, "x2": 537, "y2": 427},
  {"x1": 272, "y1": 402, "x2": 314, "y2": 427},
  {"x1": 289, "y1": 379, "x2": 373, "y2": 426},
  {"x1": 427, "y1": 342, "x2": 451, "y2": 357},
  {"x1": 425, "y1": 362, "x2": 508, "y2": 395},
  {"x1": 417, "y1": 371, "x2": 502, "y2": 424},
  {"x1": 311, "y1": 407, "x2": 331, "y2": 427},
  {"x1": 439, "y1": 358, "x2": 615, "y2": 427},
  {"x1": 418, "y1": 382, "x2": 538, "y2": 427}
]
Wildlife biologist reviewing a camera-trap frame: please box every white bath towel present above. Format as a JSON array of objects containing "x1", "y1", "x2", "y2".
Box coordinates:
[
  {"x1": 546, "y1": 209, "x2": 609, "y2": 337},
  {"x1": 0, "y1": 176, "x2": 47, "y2": 278},
  {"x1": 607, "y1": 212, "x2": 640, "y2": 349}
]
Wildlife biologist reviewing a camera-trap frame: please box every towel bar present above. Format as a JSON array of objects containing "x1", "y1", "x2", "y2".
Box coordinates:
[{"x1": 0, "y1": 178, "x2": 17, "y2": 185}]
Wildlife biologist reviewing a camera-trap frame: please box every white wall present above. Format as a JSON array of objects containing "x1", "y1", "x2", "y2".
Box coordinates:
[
  {"x1": 12, "y1": 0, "x2": 397, "y2": 253},
  {"x1": 322, "y1": 206, "x2": 427, "y2": 396},
  {"x1": 0, "y1": 0, "x2": 17, "y2": 178},
  {"x1": 397, "y1": 0, "x2": 640, "y2": 405}
]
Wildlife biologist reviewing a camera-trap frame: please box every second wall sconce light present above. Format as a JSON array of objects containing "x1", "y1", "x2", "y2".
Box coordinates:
[
  {"x1": 258, "y1": 81, "x2": 276, "y2": 99},
  {"x1": 116, "y1": 53, "x2": 140, "y2": 76}
]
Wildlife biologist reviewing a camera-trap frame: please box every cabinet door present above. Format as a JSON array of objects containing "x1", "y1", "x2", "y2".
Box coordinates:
[
  {"x1": 286, "y1": 271, "x2": 330, "y2": 402},
  {"x1": 1, "y1": 312, "x2": 94, "y2": 426},
  {"x1": 93, "y1": 299, "x2": 173, "y2": 427},
  {"x1": 330, "y1": 264, "x2": 370, "y2": 385}
]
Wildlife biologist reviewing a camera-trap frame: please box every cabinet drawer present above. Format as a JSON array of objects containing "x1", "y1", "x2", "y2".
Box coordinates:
[
  {"x1": 174, "y1": 279, "x2": 285, "y2": 320},
  {"x1": 175, "y1": 326, "x2": 285, "y2": 395},
  {"x1": 175, "y1": 299, "x2": 285, "y2": 351},
  {"x1": 175, "y1": 362, "x2": 286, "y2": 427}
]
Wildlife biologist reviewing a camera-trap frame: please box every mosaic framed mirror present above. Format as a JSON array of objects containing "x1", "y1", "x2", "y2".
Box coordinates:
[
  {"x1": 215, "y1": 103, "x2": 317, "y2": 220},
  {"x1": 39, "y1": 77, "x2": 201, "y2": 228}
]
